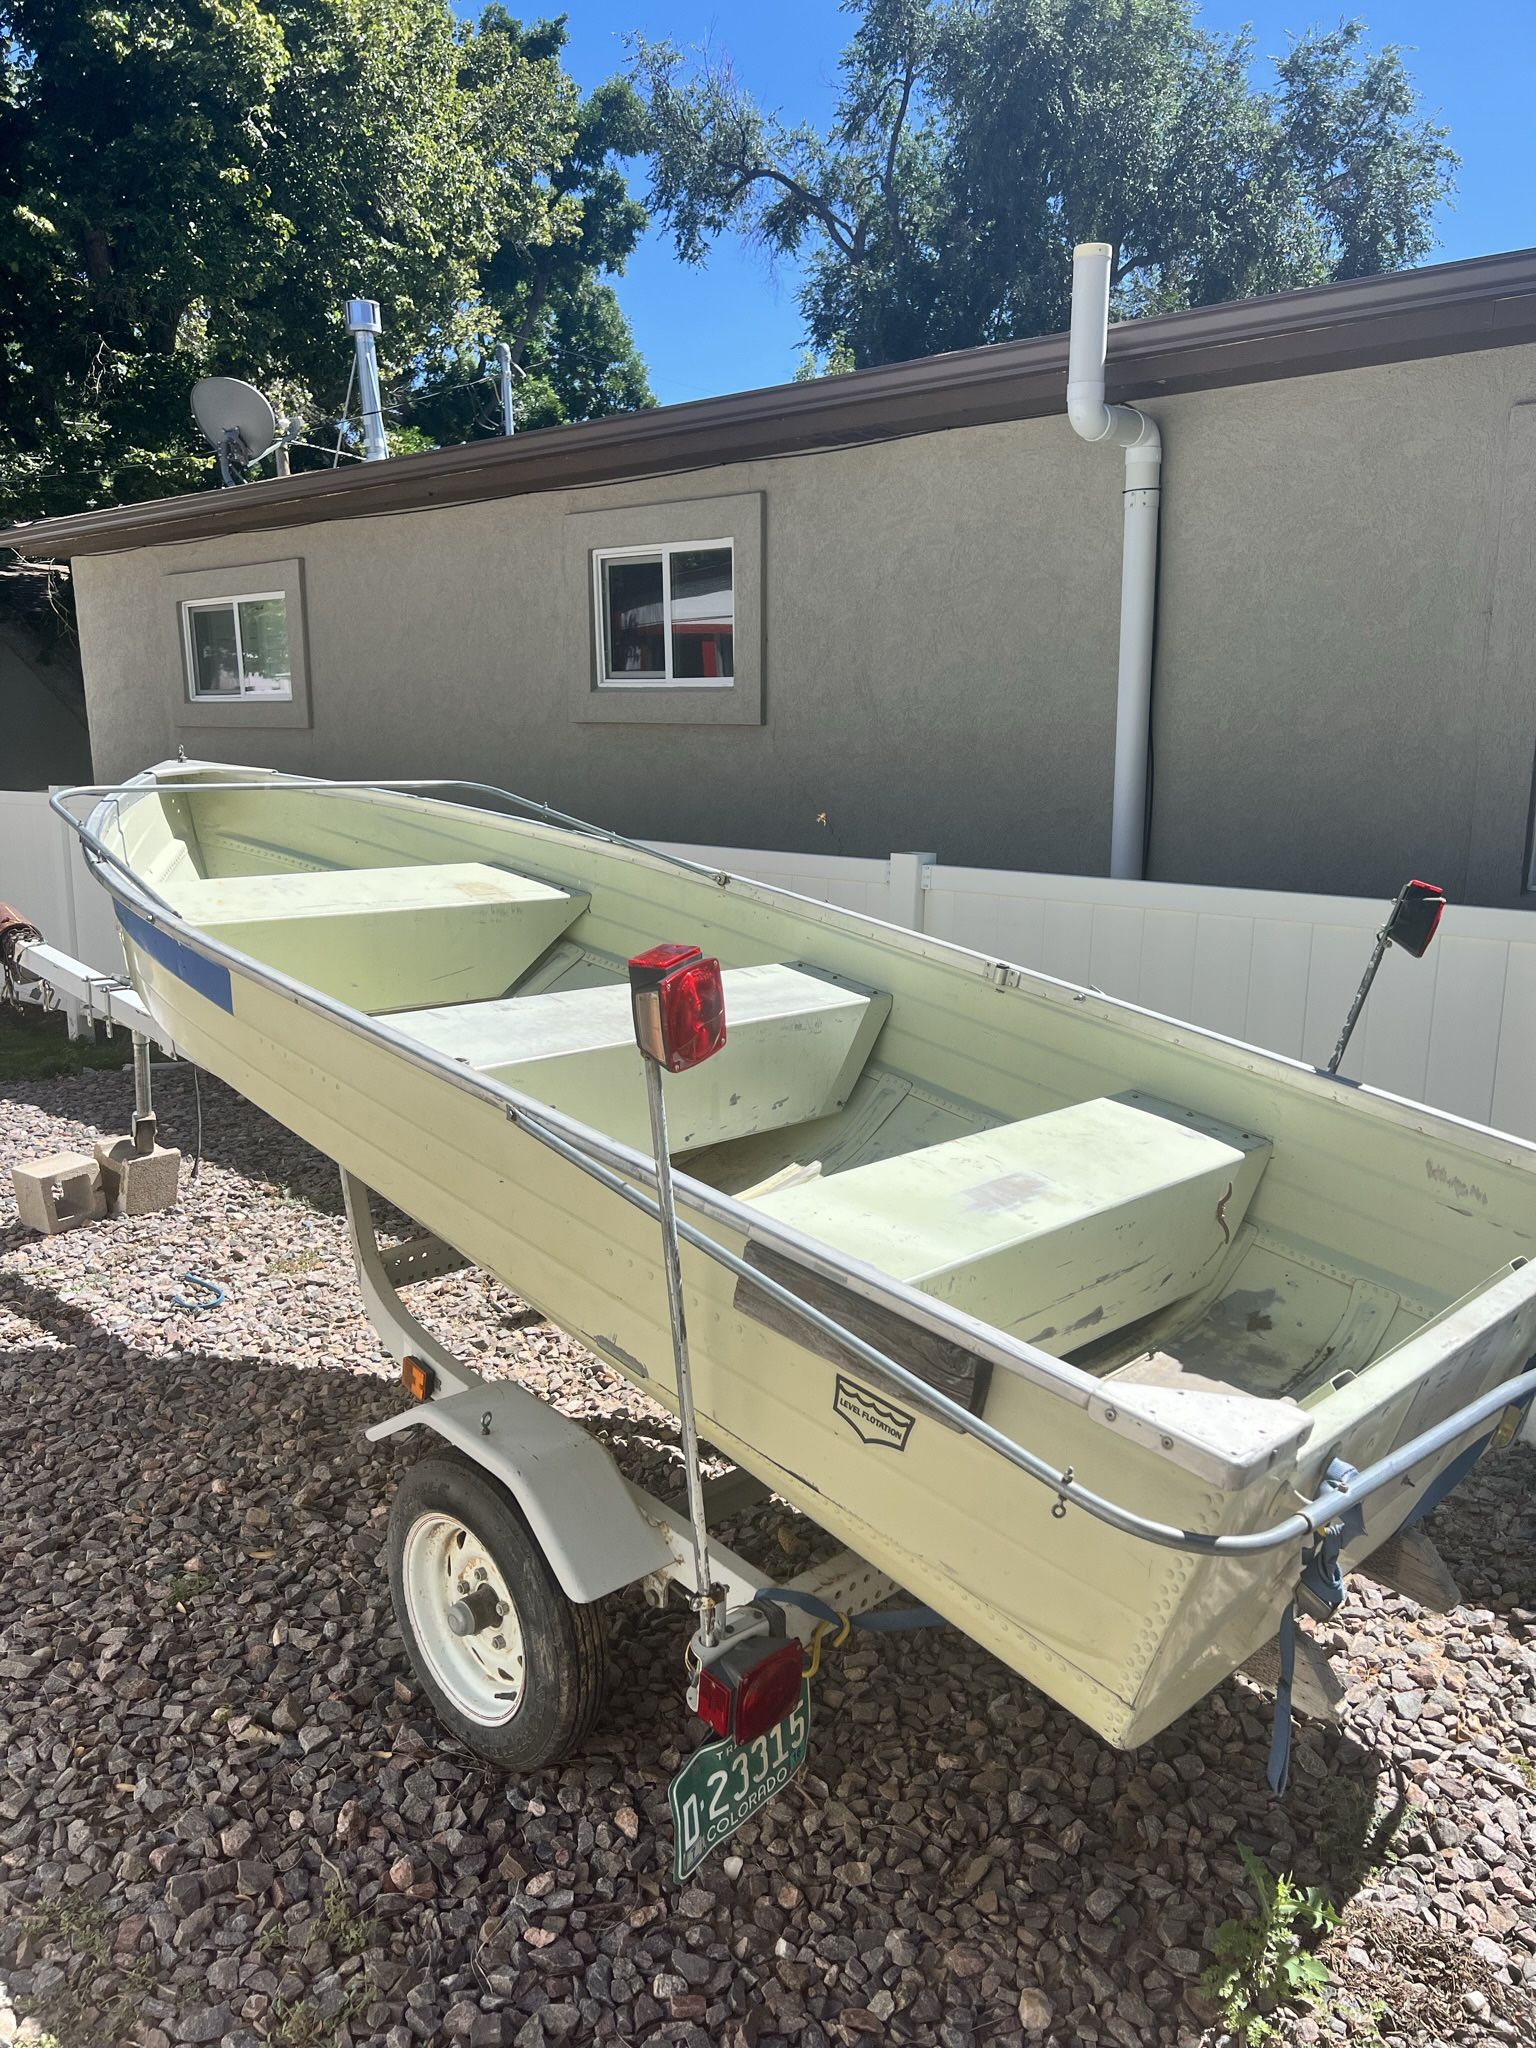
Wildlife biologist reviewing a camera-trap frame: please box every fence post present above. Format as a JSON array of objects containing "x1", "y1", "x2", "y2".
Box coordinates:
[{"x1": 888, "y1": 852, "x2": 935, "y2": 935}]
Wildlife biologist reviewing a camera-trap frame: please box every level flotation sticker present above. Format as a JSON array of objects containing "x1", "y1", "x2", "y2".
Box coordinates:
[{"x1": 833, "y1": 1374, "x2": 915, "y2": 1451}]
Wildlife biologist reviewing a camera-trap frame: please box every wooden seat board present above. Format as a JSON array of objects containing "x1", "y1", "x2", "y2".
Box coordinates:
[
  {"x1": 393, "y1": 963, "x2": 891, "y2": 1154},
  {"x1": 177, "y1": 862, "x2": 587, "y2": 1014},
  {"x1": 750, "y1": 1092, "x2": 1271, "y2": 1355}
]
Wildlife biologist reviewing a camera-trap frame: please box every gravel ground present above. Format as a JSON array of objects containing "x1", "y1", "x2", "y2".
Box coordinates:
[{"x1": 1, "y1": 1059, "x2": 1534, "y2": 2048}]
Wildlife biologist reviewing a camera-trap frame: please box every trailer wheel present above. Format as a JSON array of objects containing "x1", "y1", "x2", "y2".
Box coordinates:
[{"x1": 387, "y1": 1454, "x2": 607, "y2": 1771}]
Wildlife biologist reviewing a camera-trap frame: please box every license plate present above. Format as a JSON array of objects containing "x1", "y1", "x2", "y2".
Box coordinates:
[{"x1": 669, "y1": 1681, "x2": 811, "y2": 1881}]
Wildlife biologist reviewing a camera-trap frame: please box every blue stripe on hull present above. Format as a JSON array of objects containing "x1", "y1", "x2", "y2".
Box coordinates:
[{"x1": 115, "y1": 903, "x2": 234, "y2": 1013}]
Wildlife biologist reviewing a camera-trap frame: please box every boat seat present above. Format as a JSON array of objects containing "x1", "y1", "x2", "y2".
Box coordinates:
[
  {"x1": 748, "y1": 1093, "x2": 1271, "y2": 1355},
  {"x1": 176, "y1": 863, "x2": 587, "y2": 1013},
  {"x1": 392, "y1": 963, "x2": 891, "y2": 1152}
]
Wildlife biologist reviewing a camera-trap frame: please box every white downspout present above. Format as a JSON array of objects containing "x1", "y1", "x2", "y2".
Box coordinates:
[{"x1": 1067, "y1": 242, "x2": 1162, "y2": 881}]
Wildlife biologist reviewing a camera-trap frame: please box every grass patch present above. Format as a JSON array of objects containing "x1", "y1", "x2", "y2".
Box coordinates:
[
  {"x1": 271, "y1": 1247, "x2": 324, "y2": 1277},
  {"x1": 1511, "y1": 1751, "x2": 1536, "y2": 1792},
  {"x1": 23, "y1": 1895, "x2": 158, "y2": 2048},
  {"x1": 1202, "y1": 1844, "x2": 1339, "y2": 2045},
  {"x1": 314, "y1": 1871, "x2": 376, "y2": 1960},
  {"x1": 166, "y1": 1570, "x2": 218, "y2": 1607},
  {"x1": 269, "y1": 1975, "x2": 376, "y2": 2047},
  {"x1": 0, "y1": 1007, "x2": 135, "y2": 1083}
]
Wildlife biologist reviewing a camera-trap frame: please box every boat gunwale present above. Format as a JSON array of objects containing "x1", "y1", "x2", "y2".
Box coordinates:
[{"x1": 50, "y1": 769, "x2": 1536, "y2": 1554}]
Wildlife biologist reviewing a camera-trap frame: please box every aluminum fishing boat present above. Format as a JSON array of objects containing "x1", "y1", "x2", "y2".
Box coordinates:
[{"x1": 43, "y1": 762, "x2": 1536, "y2": 1779}]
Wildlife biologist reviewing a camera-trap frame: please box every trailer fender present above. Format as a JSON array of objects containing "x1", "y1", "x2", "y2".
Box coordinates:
[{"x1": 368, "y1": 1384, "x2": 674, "y2": 1603}]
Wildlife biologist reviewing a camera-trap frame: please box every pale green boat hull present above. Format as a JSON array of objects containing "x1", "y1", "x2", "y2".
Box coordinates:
[{"x1": 92, "y1": 765, "x2": 1536, "y2": 1747}]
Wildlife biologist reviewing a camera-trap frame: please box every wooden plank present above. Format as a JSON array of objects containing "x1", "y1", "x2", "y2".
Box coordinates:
[
  {"x1": 735, "y1": 1242, "x2": 991, "y2": 1431},
  {"x1": 1358, "y1": 1527, "x2": 1460, "y2": 1612},
  {"x1": 1239, "y1": 1630, "x2": 1344, "y2": 1722}
]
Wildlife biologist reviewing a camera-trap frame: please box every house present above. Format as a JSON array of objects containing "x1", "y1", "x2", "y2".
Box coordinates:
[{"x1": 7, "y1": 246, "x2": 1536, "y2": 906}]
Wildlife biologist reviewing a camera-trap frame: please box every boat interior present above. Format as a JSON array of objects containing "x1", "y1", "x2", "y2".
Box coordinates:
[{"x1": 120, "y1": 782, "x2": 1529, "y2": 1428}]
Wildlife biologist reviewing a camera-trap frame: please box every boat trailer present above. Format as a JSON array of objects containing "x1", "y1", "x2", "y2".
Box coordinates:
[{"x1": 7, "y1": 902, "x2": 1536, "y2": 1864}]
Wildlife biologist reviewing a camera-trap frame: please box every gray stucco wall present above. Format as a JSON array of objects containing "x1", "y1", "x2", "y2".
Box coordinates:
[{"x1": 72, "y1": 340, "x2": 1536, "y2": 906}]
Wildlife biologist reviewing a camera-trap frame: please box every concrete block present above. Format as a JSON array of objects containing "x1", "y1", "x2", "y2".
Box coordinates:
[
  {"x1": 94, "y1": 1135, "x2": 182, "y2": 1218},
  {"x1": 12, "y1": 1152, "x2": 106, "y2": 1236}
]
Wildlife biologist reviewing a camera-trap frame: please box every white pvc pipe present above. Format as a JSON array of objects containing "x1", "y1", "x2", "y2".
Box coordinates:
[{"x1": 1067, "y1": 242, "x2": 1162, "y2": 880}]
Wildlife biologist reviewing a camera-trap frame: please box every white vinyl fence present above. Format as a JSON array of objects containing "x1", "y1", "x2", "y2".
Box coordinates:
[
  {"x1": 654, "y1": 841, "x2": 1536, "y2": 1143},
  {"x1": 4, "y1": 790, "x2": 1534, "y2": 1143}
]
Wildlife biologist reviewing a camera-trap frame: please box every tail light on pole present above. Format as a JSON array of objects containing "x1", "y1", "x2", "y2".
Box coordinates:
[
  {"x1": 629, "y1": 944, "x2": 727, "y2": 1648},
  {"x1": 1327, "y1": 879, "x2": 1447, "y2": 1077}
]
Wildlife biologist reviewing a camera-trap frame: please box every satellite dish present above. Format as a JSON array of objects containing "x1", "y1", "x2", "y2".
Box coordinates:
[{"x1": 191, "y1": 377, "x2": 279, "y2": 485}]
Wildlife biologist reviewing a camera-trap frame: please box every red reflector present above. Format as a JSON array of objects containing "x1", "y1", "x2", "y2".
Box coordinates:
[
  {"x1": 695, "y1": 1661, "x2": 734, "y2": 1739},
  {"x1": 694, "y1": 1637, "x2": 804, "y2": 1743},
  {"x1": 733, "y1": 1640, "x2": 804, "y2": 1744},
  {"x1": 628, "y1": 945, "x2": 727, "y2": 1073}
]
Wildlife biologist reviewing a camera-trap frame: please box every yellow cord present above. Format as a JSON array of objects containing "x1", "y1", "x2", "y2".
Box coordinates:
[{"x1": 802, "y1": 1611, "x2": 852, "y2": 1678}]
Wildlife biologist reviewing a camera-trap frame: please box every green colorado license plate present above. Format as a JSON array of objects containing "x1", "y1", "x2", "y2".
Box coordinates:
[{"x1": 669, "y1": 1681, "x2": 811, "y2": 1881}]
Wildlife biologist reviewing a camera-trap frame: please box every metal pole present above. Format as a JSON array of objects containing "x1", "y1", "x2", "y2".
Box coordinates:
[
  {"x1": 644, "y1": 1058, "x2": 719, "y2": 1647},
  {"x1": 346, "y1": 299, "x2": 390, "y2": 463},
  {"x1": 1327, "y1": 925, "x2": 1392, "y2": 1075},
  {"x1": 131, "y1": 1031, "x2": 156, "y2": 1153},
  {"x1": 495, "y1": 343, "x2": 516, "y2": 436}
]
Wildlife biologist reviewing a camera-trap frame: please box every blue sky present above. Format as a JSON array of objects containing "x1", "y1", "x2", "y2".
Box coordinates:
[{"x1": 539, "y1": 2, "x2": 1536, "y2": 404}]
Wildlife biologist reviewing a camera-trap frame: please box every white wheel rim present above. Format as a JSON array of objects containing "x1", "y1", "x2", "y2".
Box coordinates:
[{"x1": 401, "y1": 1511, "x2": 527, "y2": 1726}]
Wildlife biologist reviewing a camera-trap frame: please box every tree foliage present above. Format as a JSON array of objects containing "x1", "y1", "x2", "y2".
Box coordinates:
[
  {"x1": 408, "y1": 22, "x2": 651, "y2": 444},
  {"x1": 633, "y1": 0, "x2": 1457, "y2": 368},
  {"x1": 0, "y1": 0, "x2": 651, "y2": 521}
]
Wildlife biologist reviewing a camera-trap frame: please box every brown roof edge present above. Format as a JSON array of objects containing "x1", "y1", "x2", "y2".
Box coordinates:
[{"x1": 11, "y1": 245, "x2": 1536, "y2": 561}]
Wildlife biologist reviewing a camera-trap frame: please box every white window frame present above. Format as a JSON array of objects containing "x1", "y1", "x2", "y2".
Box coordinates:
[
  {"x1": 181, "y1": 591, "x2": 294, "y2": 703},
  {"x1": 592, "y1": 539, "x2": 735, "y2": 689}
]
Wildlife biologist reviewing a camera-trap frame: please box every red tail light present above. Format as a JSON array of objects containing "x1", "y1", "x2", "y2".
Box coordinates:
[
  {"x1": 693, "y1": 1637, "x2": 803, "y2": 1743},
  {"x1": 733, "y1": 1640, "x2": 804, "y2": 1743},
  {"x1": 1386, "y1": 879, "x2": 1446, "y2": 960},
  {"x1": 628, "y1": 944, "x2": 727, "y2": 1073},
  {"x1": 695, "y1": 1661, "x2": 735, "y2": 1739}
]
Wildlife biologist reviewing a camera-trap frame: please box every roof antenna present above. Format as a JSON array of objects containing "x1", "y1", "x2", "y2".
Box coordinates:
[
  {"x1": 191, "y1": 378, "x2": 293, "y2": 487},
  {"x1": 494, "y1": 342, "x2": 524, "y2": 437},
  {"x1": 346, "y1": 298, "x2": 390, "y2": 462}
]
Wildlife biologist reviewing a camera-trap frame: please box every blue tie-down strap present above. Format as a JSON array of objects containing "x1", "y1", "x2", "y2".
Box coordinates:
[
  {"x1": 1267, "y1": 1601, "x2": 1298, "y2": 1796},
  {"x1": 1269, "y1": 1458, "x2": 1364, "y2": 1796},
  {"x1": 171, "y1": 1271, "x2": 226, "y2": 1313},
  {"x1": 752, "y1": 1587, "x2": 947, "y2": 1632}
]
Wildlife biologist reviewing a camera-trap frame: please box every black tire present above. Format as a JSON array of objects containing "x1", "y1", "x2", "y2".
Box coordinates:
[{"x1": 387, "y1": 1453, "x2": 607, "y2": 1771}]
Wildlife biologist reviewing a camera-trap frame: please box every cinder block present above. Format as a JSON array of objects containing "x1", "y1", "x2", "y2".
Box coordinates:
[
  {"x1": 12, "y1": 1152, "x2": 106, "y2": 1235},
  {"x1": 94, "y1": 1134, "x2": 182, "y2": 1217}
]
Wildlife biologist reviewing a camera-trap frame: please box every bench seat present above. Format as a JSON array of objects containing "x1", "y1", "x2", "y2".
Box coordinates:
[
  {"x1": 179, "y1": 863, "x2": 587, "y2": 1013},
  {"x1": 392, "y1": 963, "x2": 891, "y2": 1152},
  {"x1": 748, "y1": 1092, "x2": 1270, "y2": 1354}
]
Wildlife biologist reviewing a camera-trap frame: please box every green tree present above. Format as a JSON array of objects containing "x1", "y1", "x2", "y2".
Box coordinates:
[
  {"x1": 0, "y1": 0, "x2": 650, "y2": 521},
  {"x1": 633, "y1": 0, "x2": 1456, "y2": 369},
  {"x1": 405, "y1": 18, "x2": 653, "y2": 443}
]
